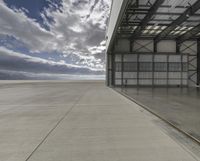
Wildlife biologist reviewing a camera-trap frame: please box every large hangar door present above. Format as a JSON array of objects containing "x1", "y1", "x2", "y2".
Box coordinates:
[{"x1": 114, "y1": 53, "x2": 188, "y2": 87}]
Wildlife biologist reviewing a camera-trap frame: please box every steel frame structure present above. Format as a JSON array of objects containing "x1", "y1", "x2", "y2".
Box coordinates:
[{"x1": 106, "y1": 0, "x2": 200, "y2": 87}]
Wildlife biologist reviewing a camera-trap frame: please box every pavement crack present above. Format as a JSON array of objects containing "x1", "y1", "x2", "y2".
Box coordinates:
[{"x1": 24, "y1": 87, "x2": 89, "y2": 161}]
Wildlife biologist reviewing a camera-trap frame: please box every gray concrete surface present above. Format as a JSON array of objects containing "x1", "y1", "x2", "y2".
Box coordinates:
[
  {"x1": 116, "y1": 87, "x2": 200, "y2": 142},
  {"x1": 0, "y1": 81, "x2": 199, "y2": 161}
]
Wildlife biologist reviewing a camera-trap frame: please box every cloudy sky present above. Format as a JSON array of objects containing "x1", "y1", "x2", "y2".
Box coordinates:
[{"x1": 0, "y1": 0, "x2": 111, "y2": 79}]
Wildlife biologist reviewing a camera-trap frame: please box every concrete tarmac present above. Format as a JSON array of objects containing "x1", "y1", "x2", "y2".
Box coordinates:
[
  {"x1": 116, "y1": 87, "x2": 200, "y2": 142},
  {"x1": 0, "y1": 81, "x2": 199, "y2": 161}
]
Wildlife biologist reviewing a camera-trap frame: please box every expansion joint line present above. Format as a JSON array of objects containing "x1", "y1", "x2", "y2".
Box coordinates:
[{"x1": 25, "y1": 86, "x2": 90, "y2": 161}]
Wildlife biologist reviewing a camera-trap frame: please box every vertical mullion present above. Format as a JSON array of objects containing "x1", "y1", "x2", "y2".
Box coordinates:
[
  {"x1": 106, "y1": 52, "x2": 109, "y2": 86},
  {"x1": 121, "y1": 54, "x2": 124, "y2": 87},
  {"x1": 177, "y1": 41, "x2": 183, "y2": 87},
  {"x1": 197, "y1": 39, "x2": 200, "y2": 86},
  {"x1": 181, "y1": 53, "x2": 183, "y2": 87},
  {"x1": 153, "y1": 40, "x2": 157, "y2": 87},
  {"x1": 111, "y1": 52, "x2": 115, "y2": 86},
  {"x1": 137, "y1": 53, "x2": 140, "y2": 87},
  {"x1": 187, "y1": 54, "x2": 189, "y2": 87},
  {"x1": 167, "y1": 55, "x2": 169, "y2": 87}
]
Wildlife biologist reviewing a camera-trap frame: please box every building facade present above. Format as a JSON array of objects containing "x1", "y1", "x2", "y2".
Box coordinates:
[{"x1": 106, "y1": 0, "x2": 200, "y2": 87}]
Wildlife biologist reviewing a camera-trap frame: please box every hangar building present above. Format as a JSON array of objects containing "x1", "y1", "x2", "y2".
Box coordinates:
[{"x1": 106, "y1": 0, "x2": 200, "y2": 87}]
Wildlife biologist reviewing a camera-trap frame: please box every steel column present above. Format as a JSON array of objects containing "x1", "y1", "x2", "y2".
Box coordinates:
[
  {"x1": 121, "y1": 54, "x2": 124, "y2": 87},
  {"x1": 106, "y1": 52, "x2": 110, "y2": 86},
  {"x1": 111, "y1": 52, "x2": 115, "y2": 86},
  {"x1": 197, "y1": 39, "x2": 200, "y2": 85},
  {"x1": 153, "y1": 40, "x2": 157, "y2": 86}
]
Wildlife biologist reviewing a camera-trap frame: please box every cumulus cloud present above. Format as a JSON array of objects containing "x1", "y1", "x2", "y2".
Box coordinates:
[
  {"x1": 88, "y1": 40, "x2": 106, "y2": 55},
  {"x1": 0, "y1": 1, "x2": 54, "y2": 52},
  {"x1": 0, "y1": 0, "x2": 111, "y2": 71}
]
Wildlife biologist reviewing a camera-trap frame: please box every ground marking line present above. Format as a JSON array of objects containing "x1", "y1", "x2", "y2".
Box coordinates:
[{"x1": 25, "y1": 86, "x2": 90, "y2": 161}]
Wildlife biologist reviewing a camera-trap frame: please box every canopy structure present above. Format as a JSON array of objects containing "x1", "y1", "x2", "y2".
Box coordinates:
[{"x1": 106, "y1": 0, "x2": 200, "y2": 87}]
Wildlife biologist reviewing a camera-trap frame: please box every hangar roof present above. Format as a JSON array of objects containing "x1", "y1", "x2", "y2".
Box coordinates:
[
  {"x1": 106, "y1": 0, "x2": 200, "y2": 52},
  {"x1": 106, "y1": 0, "x2": 131, "y2": 52}
]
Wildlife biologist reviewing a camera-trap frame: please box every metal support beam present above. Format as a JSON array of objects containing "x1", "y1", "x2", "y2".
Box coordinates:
[
  {"x1": 153, "y1": 40, "x2": 157, "y2": 87},
  {"x1": 124, "y1": 19, "x2": 199, "y2": 24},
  {"x1": 154, "y1": 40, "x2": 157, "y2": 53},
  {"x1": 136, "y1": 0, "x2": 139, "y2": 7},
  {"x1": 111, "y1": 52, "x2": 115, "y2": 86},
  {"x1": 197, "y1": 39, "x2": 200, "y2": 85},
  {"x1": 155, "y1": 0, "x2": 200, "y2": 43},
  {"x1": 121, "y1": 54, "x2": 124, "y2": 87},
  {"x1": 176, "y1": 40, "x2": 183, "y2": 87},
  {"x1": 167, "y1": 55, "x2": 169, "y2": 87},
  {"x1": 106, "y1": 52, "x2": 109, "y2": 86},
  {"x1": 110, "y1": 43, "x2": 115, "y2": 87},
  {"x1": 137, "y1": 52, "x2": 139, "y2": 87},
  {"x1": 126, "y1": 11, "x2": 200, "y2": 17},
  {"x1": 130, "y1": 0, "x2": 165, "y2": 39},
  {"x1": 177, "y1": 24, "x2": 200, "y2": 44},
  {"x1": 129, "y1": 4, "x2": 191, "y2": 9},
  {"x1": 130, "y1": 39, "x2": 133, "y2": 52},
  {"x1": 176, "y1": 41, "x2": 180, "y2": 53}
]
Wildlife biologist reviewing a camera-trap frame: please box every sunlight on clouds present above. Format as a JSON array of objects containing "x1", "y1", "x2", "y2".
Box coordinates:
[
  {"x1": 0, "y1": 46, "x2": 104, "y2": 72},
  {"x1": 0, "y1": 0, "x2": 111, "y2": 72}
]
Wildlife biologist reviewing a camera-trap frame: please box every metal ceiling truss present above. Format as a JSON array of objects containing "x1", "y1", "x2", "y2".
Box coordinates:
[
  {"x1": 155, "y1": 0, "x2": 200, "y2": 42},
  {"x1": 177, "y1": 24, "x2": 200, "y2": 44},
  {"x1": 130, "y1": 0, "x2": 165, "y2": 39},
  {"x1": 125, "y1": 19, "x2": 199, "y2": 25},
  {"x1": 118, "y1": 0, "x2": 200, "y2": 41},
  {"x1": 126, "y1": 11, "x2": 200, "y2": 17}
]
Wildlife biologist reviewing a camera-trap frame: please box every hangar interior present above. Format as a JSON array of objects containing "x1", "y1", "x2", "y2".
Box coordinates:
[
  {"x1": 106, "y1": 0, "x2": 200, "y2": 144},
  {"x1": 107, "y1": 0, "x2": 200, "y2": 87}
]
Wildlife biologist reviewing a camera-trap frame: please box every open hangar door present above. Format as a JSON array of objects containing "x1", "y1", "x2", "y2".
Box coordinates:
[
  {"x1": 112, "y1": 39, "x2": 189, "y2": 87},
  {"x1": 106, "y1": 0, "x2": 200, "y2": 88},
  {"x1": 106, "y1": 0, "x2": 200, "y2": 143}
]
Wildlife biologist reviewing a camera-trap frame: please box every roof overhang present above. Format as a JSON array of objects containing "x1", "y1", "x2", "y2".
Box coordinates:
[{"x1": 106, "y1": 0, "x2": 132, "y2": 53}]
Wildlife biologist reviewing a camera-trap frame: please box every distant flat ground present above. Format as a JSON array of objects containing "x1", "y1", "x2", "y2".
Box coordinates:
[
  {"x1": 0, "y1": 79, "x2": 104, "y2": 84},
  {"x1": 0, "y1": 81, "x2": 199, "y2": 161}
]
